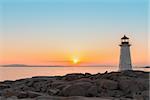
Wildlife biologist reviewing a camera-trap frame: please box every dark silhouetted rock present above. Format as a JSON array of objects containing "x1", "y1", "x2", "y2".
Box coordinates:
[
  {"x1": 96, "y1": 79, "x2": 118, "y2": 90},
  {"x1": 62, "y1": 73, "x2": 85, "y2": 81},
  {"x1": 0, "y1": 70, "x2": 149, "y2": 99},
  {"x1": 1, "y1": 89, "x2": 15, "y2": 98},
  {"x1": 141, "y1": 90, "x2": 149, "y2": 100},
  {"x1": 86, "y1": 86, "x2": 98, "y2": 97},
  {"x1": 61, "y1": 82, "x2": 93, "y2": 96},
  {"x1": 47, "y1": 88, "x2": 60, "y2": 95},
  {"x1": 0, "y1": 84, "x2": 10, "y2": 90}
]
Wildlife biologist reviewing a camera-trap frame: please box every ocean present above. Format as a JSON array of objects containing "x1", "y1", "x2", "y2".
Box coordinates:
[{"x1": 0, "y1": 66, "x2": 149, "y2": 81}]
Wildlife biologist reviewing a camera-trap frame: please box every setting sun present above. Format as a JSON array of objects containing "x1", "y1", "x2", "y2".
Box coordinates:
[{"x1": 72, "y1": 58, "x2": 80, "y2": 64}]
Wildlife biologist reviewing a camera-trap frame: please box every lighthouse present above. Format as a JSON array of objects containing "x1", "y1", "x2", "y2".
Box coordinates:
[{"x1": 119, "y1": 35, "x2": 132, "y2": 71}]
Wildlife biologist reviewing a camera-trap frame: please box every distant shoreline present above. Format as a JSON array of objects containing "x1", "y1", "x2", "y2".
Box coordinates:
[
  {"x1": 0, "y1": 64, "x2": 116, "y2": 67},
  {"x1": 0, "y1": 64, "x2": 127, "y2": 67}
]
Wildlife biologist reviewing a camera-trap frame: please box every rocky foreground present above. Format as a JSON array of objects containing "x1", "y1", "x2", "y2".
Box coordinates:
[{"x1": 0, "y1": 70, "x2": 149, "y2": 100}]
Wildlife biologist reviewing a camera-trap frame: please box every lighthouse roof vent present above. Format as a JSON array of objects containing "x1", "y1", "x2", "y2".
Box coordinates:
[{"x1": 121, "y1": 35, "x2": 129, "y2": 39}]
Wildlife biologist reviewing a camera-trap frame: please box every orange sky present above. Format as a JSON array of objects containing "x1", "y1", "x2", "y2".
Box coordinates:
[
  {"x1": 0, "y1": 41, "x2": 149, "y2": 66},
  {"x1": 0, "y1": 0, "x2": 149, "y2": 66}
]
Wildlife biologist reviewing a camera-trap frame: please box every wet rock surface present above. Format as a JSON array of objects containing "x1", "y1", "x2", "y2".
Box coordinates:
[{"x1": 0, "y1": 70, "x2": 149, "y2": 100}]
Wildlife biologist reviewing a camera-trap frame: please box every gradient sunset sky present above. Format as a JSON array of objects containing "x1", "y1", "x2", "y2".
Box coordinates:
[{"x1": 0, "y1": 0, "x2": 149, "y2": 66}]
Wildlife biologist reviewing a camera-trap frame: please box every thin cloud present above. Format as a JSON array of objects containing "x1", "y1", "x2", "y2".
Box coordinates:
[{"x1": 42, "y1": 60, "x2": 71, "y2": 63}]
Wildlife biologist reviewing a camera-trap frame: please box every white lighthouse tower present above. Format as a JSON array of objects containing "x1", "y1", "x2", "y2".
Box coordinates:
[{"x1": 119, "y1": 35, "x2": 132, "y2": 71}]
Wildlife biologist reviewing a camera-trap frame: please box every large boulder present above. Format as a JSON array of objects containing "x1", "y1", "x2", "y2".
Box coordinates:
[
  {"x1": 61, "y1": 82, "x2": 93, "y2": 96},
  {"x1": 96, "y1": 79, "x2": 118, "y2": 90},
  {"x1": 62, "y1": 73, "x2": 85, "y2": 81},
  {"x1": 50, "y1": 81, "x2": 67, "y2": 89},
  {"x1": 118, "y1": 78, "x2": 146, "y2": 94},
  {"x1": 120, "y1": 70, "x2": 137, "y2": 77},
  {"x1": 70, "y1": 78, "x2": 93, "y2": 85},
  {"x1": 134, "y1": 78, "x2": 149, "y2": 91},
  {"x1": 0, "y1": 96, "x2": 18, "y2": 100},
  {"x1": 16, "y1": 91, "x2": 29, "y2": 99},
  {"x1": 141, "y1": 90, "x2": 149, "y2": 100},
  {"x1": 119, "y1": 79, "x2": 136, "y2": 92},
  {"x1": 12, "y1": 84, "x2": 31, "y2": 91},
  {"x1": 106, "y1": 90, "x2": 123, "y2": 97},
  {"x1": 92, "y1": 73, "x2": 102, "y2": 79},
  {"x1": 25, "y1": 78, "x2": 52, "y2": 88},
  {"x1": 99, "y1": 72, "x2": 120, "y2": 80},
  {"x1": 84, "y1": 73, "x2": 92, "y2": 78},
  {"x1": 1, "y1": 88, "x2": 16, "y2": 98},
  {"x1": 47, "y1": 88, "x2": 60, "y2": 95},
  {"x1": 1, "y1": 88, "x2": 44, "y2": 99},
  {"x1": 86, "y1": 86, "x2": 98, "y2": 97},
  {"x1": 26, "y1": 91, "x2": 46, "y2": 98},
  {"x1": 0, "y1": 84, "x2": 10, "y2": 90},
  {"x1": 61, "y1": 85, "x2": 86, "y2": 96},
  {"x1": 32, "y1": 81, "x2": 50, "y2": 92},
  {"x1": 118, "y1": 77, "x2": 149, "y2": 98}
]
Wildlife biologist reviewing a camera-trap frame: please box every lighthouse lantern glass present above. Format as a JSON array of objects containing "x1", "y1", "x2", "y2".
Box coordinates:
[{"x1": 121, "y1": 38, "x2": 129, "y2": 42}]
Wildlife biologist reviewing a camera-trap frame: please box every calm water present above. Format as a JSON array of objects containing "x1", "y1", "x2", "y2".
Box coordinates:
[{"x1": 0, "y1": 66, "x2": 149, "y2": 81}]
